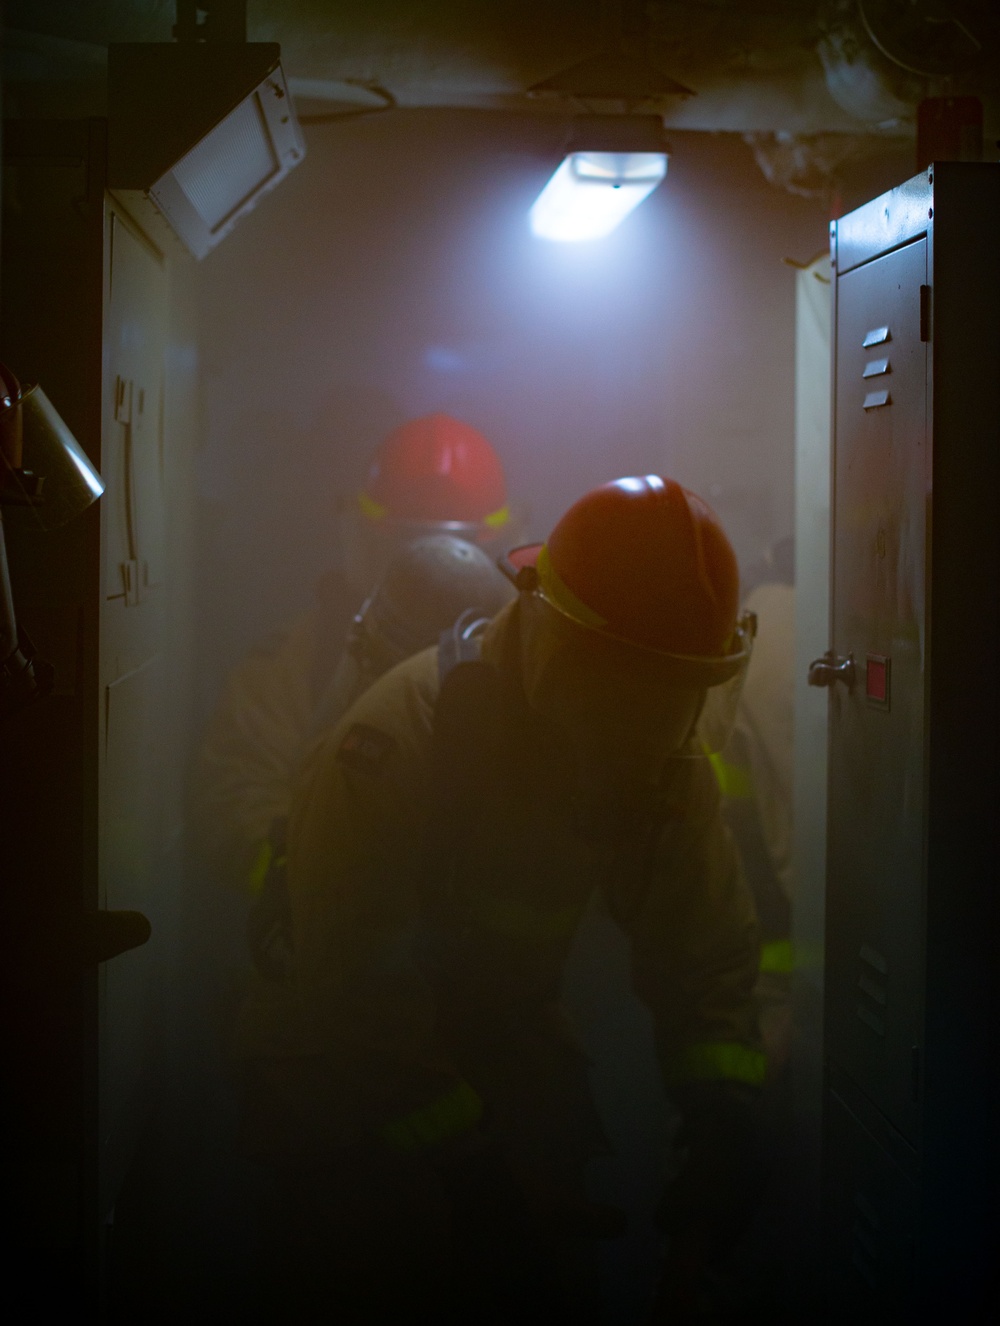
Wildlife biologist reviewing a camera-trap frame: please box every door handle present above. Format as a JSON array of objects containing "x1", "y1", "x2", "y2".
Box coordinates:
[{"x1": 808, "y1": 651, "x2": 856, "y2": 690}]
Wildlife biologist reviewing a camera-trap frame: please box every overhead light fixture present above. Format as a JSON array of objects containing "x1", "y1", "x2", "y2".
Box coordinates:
[
  {"x1": 530, "y1": 151, "x2": 668, "y2": 242},
  {"x1": 529, "y1": 116, "x2": 669, "y2": 242},
  {"x1": 109, "y1": 41, "x2": 305, "y2": 260}
]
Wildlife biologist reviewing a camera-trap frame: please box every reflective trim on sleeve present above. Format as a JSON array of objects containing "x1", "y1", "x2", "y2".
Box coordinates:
[
  {"x1": 759, "y1": 939, "x2": 795, "y2": 975},
  {"x1": 706, "y1": 751, "x2": 754, "y2": 801},
  {"x1": 247, "y1": 838, "x2": 287, "y2": 897},
  {"x1": 247, "y1": 839, "x2": 273, "y2": 897},
  {"x1": 668, "y1": 1041, "x2": 767, "y2": 1088},
  {"x1": 378, "y1": 1079, "x2": 484, "y2": 1153}
]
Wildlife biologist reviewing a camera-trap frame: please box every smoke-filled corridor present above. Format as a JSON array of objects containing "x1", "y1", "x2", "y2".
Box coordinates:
[{"x1": 3, "y1": 3, "x2": 999, "y2": 1321}]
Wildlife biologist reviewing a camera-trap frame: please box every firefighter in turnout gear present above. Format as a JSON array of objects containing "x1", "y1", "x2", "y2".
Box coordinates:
[
  {"x1": 243, "y1": 534, "x2": 515, "y2": 981},
  {"x1": 239, "y1": 476, "x2": 766, "y2": 1320},
  {"x1": 194, "y1": 414, "x2": 512, "y2": 895}
]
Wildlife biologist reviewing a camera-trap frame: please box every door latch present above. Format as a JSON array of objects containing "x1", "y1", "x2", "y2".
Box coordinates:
[{"x1": 808, "y1": 651, "x2": 856, "y2": 690}]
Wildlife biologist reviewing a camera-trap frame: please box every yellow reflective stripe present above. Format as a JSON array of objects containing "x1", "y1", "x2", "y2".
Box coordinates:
[
  {"x1": 247, "y1": 839, "x2": 287, "y2": 897},
  {"x1": 357, "y1": 490, "x2": 387, "y2": 522},
  {"x1": 484, "y1": 504, "x2": 510, "y2": 529},
  {"x1": 707, "y1": 751, "x2": 754, "y2": 801},
  {"x1": 378, "y1": 1080, "x2": 484, "y2": 1153},
  {"x1": 247, "y1": 839, "x2": 273, "y2": 897},
  {"x1": 471, "y1": 890, "x2": 583, "y2": 944},
  {"x1": 760, "y1": 939, "x2": 795, "y2": 975},
  {"x1": 669, "y1": 1041, "x2": 767, "y2": 1088},
  {"x1": 536, "y1": 542, "x2": 607, "y2": 630}
]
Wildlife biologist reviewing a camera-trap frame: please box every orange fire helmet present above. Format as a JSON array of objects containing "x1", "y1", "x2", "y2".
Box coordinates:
[
  {"x1": 544, "y1": 475, "x2": 739, "y2": 657},
  {"x1": 358, "y1": 413, "x2": 509, "y2": 541},
  {"x1": 503, "y1": 476, "x2": 754, "y2": 752}
]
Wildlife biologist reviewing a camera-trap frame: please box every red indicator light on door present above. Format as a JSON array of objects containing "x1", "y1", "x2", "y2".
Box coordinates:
[{"x1": 866, "y1": 655, "x2": 890, "y2": 707}]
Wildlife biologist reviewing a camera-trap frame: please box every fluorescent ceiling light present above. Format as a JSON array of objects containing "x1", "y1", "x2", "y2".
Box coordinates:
[{"x1": 530, "y1": 146, "x2": 668, "y2": 242}]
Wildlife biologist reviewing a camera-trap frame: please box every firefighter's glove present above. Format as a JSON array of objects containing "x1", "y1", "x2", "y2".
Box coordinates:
[{"x1": 657, "y1": 1081, "x2": 768, "y2": 1261}]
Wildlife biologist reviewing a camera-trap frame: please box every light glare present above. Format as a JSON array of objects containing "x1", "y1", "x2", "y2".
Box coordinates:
[{"x1": 529, "y1": 152, "x2": 668, "y2": 243}]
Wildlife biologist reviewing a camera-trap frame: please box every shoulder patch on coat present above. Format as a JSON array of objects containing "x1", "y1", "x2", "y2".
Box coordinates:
[{"x1": 336, "y1": 723, "x2": 396, "y2": 776}]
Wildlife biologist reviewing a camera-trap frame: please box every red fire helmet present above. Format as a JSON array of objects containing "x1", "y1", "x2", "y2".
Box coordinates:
[
  {"x1": 527, "y1": 475, "x2": 741, "y2": 659},
  {"x1": 358, "y1": 413, "x2": 509, "y2": 538}
]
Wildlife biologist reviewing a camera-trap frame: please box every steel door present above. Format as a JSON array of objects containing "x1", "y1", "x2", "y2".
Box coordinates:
[
  {"x1": 99, "y1": 205, "x2": 167, "y2": 1219},
  {"x1": 826, "y1": 238, "x2": 928, "y2": 1145}
]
